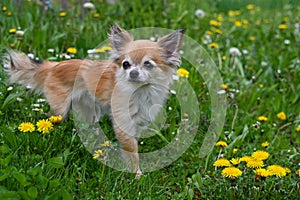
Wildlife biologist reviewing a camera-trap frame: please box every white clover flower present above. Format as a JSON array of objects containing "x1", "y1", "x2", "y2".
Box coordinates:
[
  {"x1": 16, "y1": 30, "x2": 24, "y2": 37},
  {"x1": 17, "y1": 97, "x2": 23, "y2": 102},
  {"x1": 284, "y1": 39, "x2": 290, "y2": 45},
  {"x1": 48, "y1": 49, "x2": 54, "y2": 53},
  {"x1": 217, "y1": 90, "x2": 226, "y2": 95},
  {"x1": 261, "y1": 61, "x2": 268, "y2": 67},
  {"x1": 27, "y1": 53, "x2": 34, "y2": 59},
  {"x1": 150, "y1": 36, "x2": 156, "y2": 42},
  {"x1": 7, "y1": 86, "x2": 13, "y2": 91},
  {"x1": 83, "y1": 2, "x2": 95, "y2": 9},
  {"x1": 242, "y1": 49, "x2": 248, "y2": 55},
  {"x1": 229, "y1": 47, "x2": 242, "y2": 56},
  {"x1": 195, "y1": 9, "x2": 205, "y2": 18}
]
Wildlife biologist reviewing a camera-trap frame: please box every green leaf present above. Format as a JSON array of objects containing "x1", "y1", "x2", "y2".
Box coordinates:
[
  {"x1": 0, "y1": 191, "x2": 20, "y2": 200},
  {"x1": 27, "y1": 186, "x2": 38, "y2": 199},
  {"x1": 48, "y1": 157, "x2": 64, "y2": 169},
  {"x1": 13, "y1": 173, "x2": 30, "y2": 187},
  {"x1": 61, "y1": 189, "x2": 73, "y2": 200},
  {"x1": 49, "y1": 179, "x2": 61, "y2": 189},
  {"x1": 1, "y1": 93, "x2": 20, "y2": 110}
]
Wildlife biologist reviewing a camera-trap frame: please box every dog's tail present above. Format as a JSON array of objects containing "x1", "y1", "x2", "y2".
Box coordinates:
[{"x1": 4, "y1": 50, "x2": 55, "y2": 93}]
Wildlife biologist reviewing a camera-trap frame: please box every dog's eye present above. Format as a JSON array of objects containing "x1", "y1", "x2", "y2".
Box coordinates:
[
  {"x1": 122, "y1": 61, "x2": 131, "y2": 69},
  {"x1": 144, "y1": 61, "x2": 153, "y2": 69}
]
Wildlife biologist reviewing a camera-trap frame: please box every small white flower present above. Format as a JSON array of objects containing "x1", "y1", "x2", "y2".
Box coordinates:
[
  {"x1": 32, "y1": 104, "x2": 40, "y2": 107},
  {"x1": 217, "y1": 90, "x2": 226, "y2": 95},
  {"x1": 87, "y1": 49, "x2": 96, "y2": 54},
  {"x1": 150, "y1": 37, "x2": 156, "y2": 42},
  {"x1": 195, "y1": 9, "x2": 206, "y2": 18},
  {"x1": 261, "y1": 61, "x2": 268, "y2": 67},
  {"x1": 83, "y1": 2, "x2": 95, "y2": 9},
  {"x1": 26, "y1": 85, "x2": 32, "y2": 90},
  {"x1": 179, "y1": 50, "x2": 184, "y2": 55},
  {"x1": 37, "y1": 98, "x2": 46, "y2": 103},
  {"x1": 48, "y1": 49, "x2": 55, "y2": 53},
  {"x1": 170, "y1": 90, "x2": 176, "y2": 94},
  {"x1": 284, "y1": 39, "x2": 290, "y2": 45},
  {"x1": 172, "y1": 75, "x2": 179, "y2": 81},
  {"x1": 242, "y1": 49, "x2": 248, "y2": 55},
  {"x1": 16, "y1": 97, "x2": 23, "y2": 102},
  {"x1": 229, "y1": 47, "x2": 242, "y2": 56},
  {"x1": 168, "y1": 107, "x2": 172, "y2": 111},
  {"x1": 16, "y1": 30, "x2": 24, "y2": 37},
  {"x1": 7, "y1": 86, "x2": 13, "y2": 91},
  {"x1": 27, "y1": 53, "x2": 34, "y2": 59}
]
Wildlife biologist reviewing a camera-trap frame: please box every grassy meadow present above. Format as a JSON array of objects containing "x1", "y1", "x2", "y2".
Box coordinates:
[{"x1": 0, "y1": 0, "x2": 300, "y2": 199}]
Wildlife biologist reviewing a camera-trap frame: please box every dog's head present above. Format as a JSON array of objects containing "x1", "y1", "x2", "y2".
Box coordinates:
[{"x1": 109, "y1": 25, "x2": 184, "y2": 85}]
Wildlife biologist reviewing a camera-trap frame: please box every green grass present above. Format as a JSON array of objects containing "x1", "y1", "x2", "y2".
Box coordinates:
[{"x1": 1, "y1": 0, "x2": 300, "y2": 199}]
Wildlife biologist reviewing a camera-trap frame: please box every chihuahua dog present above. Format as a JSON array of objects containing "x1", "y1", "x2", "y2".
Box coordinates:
[{"x1": 5, "y1": 25, "x2": 184, "y2": 178}]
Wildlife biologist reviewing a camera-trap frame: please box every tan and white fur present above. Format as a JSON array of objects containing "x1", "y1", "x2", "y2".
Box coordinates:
[{"x1": 4, "y1": 25, "x2": 184, "y2": 178}]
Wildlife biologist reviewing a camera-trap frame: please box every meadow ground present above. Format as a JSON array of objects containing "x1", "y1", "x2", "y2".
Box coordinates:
[{"x1": 0, "y1": 0, "x2": 300, "y2": 199}]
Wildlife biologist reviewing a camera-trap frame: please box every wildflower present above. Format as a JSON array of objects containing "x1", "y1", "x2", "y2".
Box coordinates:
[
  {"x1": 258, "y1": 84, "x2": 264, "y2": 88},
  {"x1": 252, "y1": 150, "x2": 269, "y2": 161},
  {"x1": 284, "y1": 168, "x2": 291, "y2": 174},
  {"x1": 257, "y1": 116, "x2": 268, "y2": 121},
  {"x1": 209, "y1": 20, "x2": 221, "y2": 27},
  {"x1": 284, "y1": 39, "x2": 290, "y2": 45},
  {"x1": 18, "y1": 122, "x2": 35, "y2": 133},
  {"x1": 278, "y1": 24, "x2": 288, "y2": 29},
  {"x1": 93, "y1": 149, "x2": 103, "y2": 159},
  {"x1": 296, "y1": 169, "x2": 300, "y2": 176},
  {"x1": 67, "y1": 47, "x2": 77, "y2": 54},
  {"x1": 213, "y1": 158, "x2": 231, "y2": 167},
  {"x1": 36, "y1": 119, "x2": 53, "y2": 134},
  {"x1": 9, "y1": 28, "x2": 16, "y2": 34},
  {"x1": 222, "y1": 55, "x2": 227, "y2": 61},
  {"x1": 16, "y1": 30, "x2": 24, "y2": 37},
  {"x1": 246, "y1": 158, "x2": 264, "y2": 168},
  {"x1": 276, "y1": 112, "x2": 286, "y2": 121},
  {"x1": 261, "y1": 141, "x2": 270, "y2": 147},
  {"x1": 7, "y1": 86, "x2": 13, "y2": 91},
  {"x1": 232, "y1": 148, "x2": 238, "y2": 154},
  {"x1": 177, "y1": 68, "x2": 189, "y2": 78},
  {"x1": 234, "y1": 20, "x2": 242, "y2": 27},
  {"x1": 59, "y1": 11, "x2": 67, "y2": 17},
  {"x1": 83, "y1": 2, "x2": 95, "y2": 9},
  {"x1": 220, "y1": 84, "x2": 229, "y2": 90},
  {"x1": 230, "y1": 158, "x2": 240, "y2": 165},
  {"x1": 246, "y1": 4, "x2": 255, "y2": 10},
  {"x1": 95, "y1": 46, "x2": 112, "y2": 53},
  {"x1": 100, "y1": 140, "x2": 110, "y2": 147},
  {"x1": 7, "y1": 11, "x2": 12, "y2": 17},
  {"x1": 93, "y1": 13, "x2": 100, "y2": 18},
  {"x1": 215, "y1": 141, "x2": 228, "y2": 147},
  {"x1": 296, "y1": 125, "x2": 300, "y2": 131},
  {"x1": 229, "y1": 47, "x2": 241, "y2": 56},
  {"x1": 195, "y1": 9, "x2": 205, "y2": 18},
  {"x1": 222, "y1": 167, "x2": 242, "y2": 178},
  {"x1": 2, "y1": 6, "x2": 7, "y2": 12},
  {"x1": 267, "y1": 165, "x2": 287, "y2": 177},
  {"x1": 208, "y1": 43, "x2": 219, "y2": 49},
  {"x1": 249, "y1": 36, "x2": 255, "y2": 41},
  {"x1": 49, "y1": 115, "x2": 63, "y2": 124},
  {"x1": 240, "y1": 156, "x2": 252, "y2": 162},
  {"x1": 254, "y1": 168, "x2": 271, "y2": 177}
]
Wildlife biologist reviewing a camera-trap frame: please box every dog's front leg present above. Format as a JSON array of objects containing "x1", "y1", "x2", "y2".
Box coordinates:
[{"x1": 114, "y1": 127, "x2": 142, "y2": 179}]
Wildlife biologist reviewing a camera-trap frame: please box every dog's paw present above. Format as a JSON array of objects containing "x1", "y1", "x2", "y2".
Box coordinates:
[{"x1": 135, "y1": 169, "x2": 142, "y2": 179}]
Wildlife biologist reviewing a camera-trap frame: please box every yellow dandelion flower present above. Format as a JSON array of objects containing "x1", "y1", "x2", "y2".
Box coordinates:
[
  {"x1": 254, "y1": 168, "x2": 271, "y2": 177},
  {"x1": 296, "y1": 169, "x2": 300, "y2": 176},
  {"x1": 18, "y1": 122, "x2": 35, "y2": 133},
  {"x1": 252, "y1": 150, "x2": 269, "y2": 161},
  {"x1": 283, "y1": 17, "x2": 289, "y2": 22},
  {"x1": 222, "y1": 167, "x2": 242, "y2": 178},
  {"x1": 258, "y1": 84, "x2": 264, "y2": 88},
  {"x1": 257, "y1": 116, "x2": 268, "y2": 121},
  {"x1": 222, "y1": 55, "x2": 227, "y2": 61},
  {"x1": 234, "y1": 10, "x2": 241, "y2": 15},
  {"x1": 95, "y1": 46, "x2": 112, "y2": 53},
  {"x1": 240, "y1": 156, "x2": 252, "y2": 162},
  {"x1": 209, "y1": 20, "x2": 221, "y2": 27},
  {"x1": 261, "y1": 141, "x2": 269, "y2": 147},
  {"x1": 276, "y1": 112, "x2": 286, "y2": 121},
  {"x1": 233, "y1": 148, "x2": 238, "y2": 154},
  {"x1": 67, "y1": 47, "x2": 77, "y2": 54},
  {"x1": 7, "y1": 11, "x2": 12, "y2": 17},
  {"x1": 234, "y1": 20, "x2": 242, "y2": 27},
  {"x1": 93, "y1": 13, "x2": 100, "y2": 18},
  {"x1": 246, "y1": 4, "x2": 255, "y2": 10},
  {"x1": 246, "y1": 158, "x2": 264, "y2": 168},
  {"x1": 36, "y1": 119, "x2": 53, "y2": 134},
  {"x1": 214, "y1": 29, "x2": 222, "y2": 34},
  {"x1": 296, "y1": 125, "x2": 300, "y2": 131},
  {"x1": 2, "y1": 6, "x2": 7, "y2": 12},
  {"x1": 215, "y1": 141, "x2": 228, "y2": 147},
  {"x1": 284, "y1": 167, "x2": 291, "y2": 174},
  {"x1": 9, "y1": 28, "x2": 16, "y2": 34},
  {"x1": 177, "y1": 68, "x2": 189, "y2": 78},
  {"x1": 100, "y1": 140, "x2": 110, "y2": 147},
  {"x1": 278, "y1": 24, "x2": 288, "y2": 29},
  {"x1": 59, "y1": 11, "x2": 67, "y2": 17},
  {"x1": 213, "y1": 158, "x2": 231, "y2": 167},
  {"x1": 208, "y1": 43, "x2": 219, "y2": 49},
  {"x1": 49, "y1": 115, "x2": 63, "y2": 124},
  {"x1": 230, "y1": 158, "x2": 240, "y2": 165},
  {"x1": 267, "y1": 165, "x2": 287, "y2": 177},
  {"x1": 93, "y1": 149, "x2": 103, "y2": 159},
  {"x1": 220, "y1": 84, "x2": 229, "y2": 90},
  {"x1": 249, "y1": 36, "x2": 255, "y2": 41}
]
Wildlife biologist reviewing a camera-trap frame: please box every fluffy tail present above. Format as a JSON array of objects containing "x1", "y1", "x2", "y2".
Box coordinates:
[{"x1": 4, "y1": 50, "x2": 52, "y2": 93}]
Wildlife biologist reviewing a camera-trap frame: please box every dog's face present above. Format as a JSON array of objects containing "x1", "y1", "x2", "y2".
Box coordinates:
[{"x1": 109, "y1": 25, "x2": 184, "y2": 86}]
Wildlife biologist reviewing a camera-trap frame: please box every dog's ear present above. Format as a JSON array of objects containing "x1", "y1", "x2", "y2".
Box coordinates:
[
  {"x1": 109, "y1": 24, "x2": 133, "y2": 52},
  {"x1": 158, "y1": 29, "x2": 184, "y2": 67}
]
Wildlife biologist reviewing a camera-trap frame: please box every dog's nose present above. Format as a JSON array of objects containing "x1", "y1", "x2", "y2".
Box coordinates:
[{"x1": 130, "y1": 70, "x2": 139, "y2": 79}]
